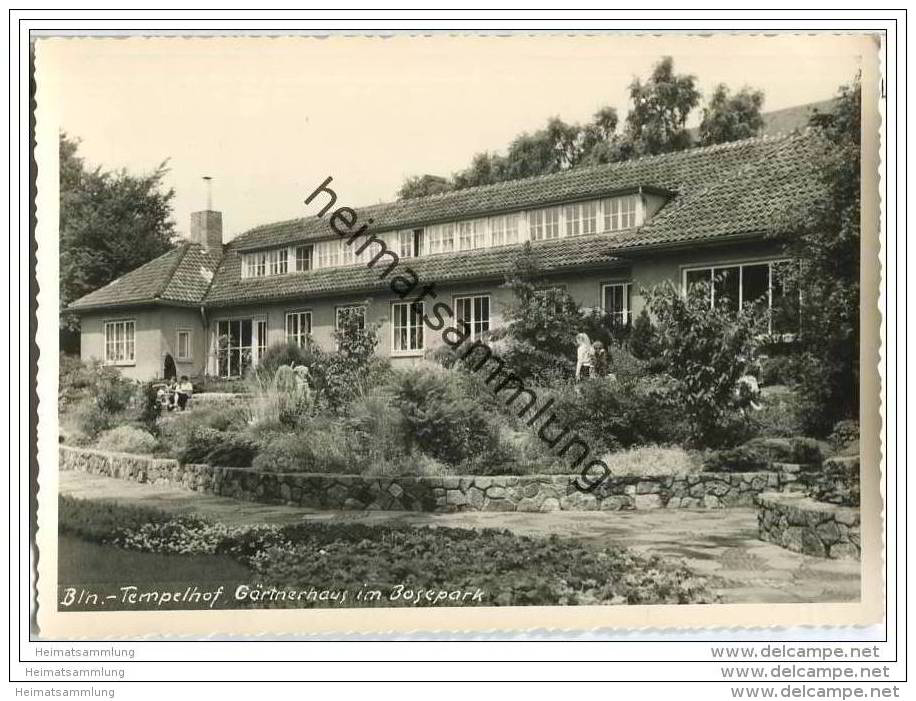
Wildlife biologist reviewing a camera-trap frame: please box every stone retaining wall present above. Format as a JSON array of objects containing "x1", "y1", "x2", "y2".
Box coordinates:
[
  {"x1": 60, "y1": 445, "x2": 804, "y2": 513},
  {"x1": 756, "y1": 492, "x2": 860, "y2": 559},
  {"x1": 809, "y1": 456, "x2": 861, "y2": 507}
]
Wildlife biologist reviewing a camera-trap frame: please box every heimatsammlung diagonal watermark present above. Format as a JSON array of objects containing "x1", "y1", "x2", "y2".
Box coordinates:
[{"x1": 305, "y1": 176, "x2": 611, "y2": 493}]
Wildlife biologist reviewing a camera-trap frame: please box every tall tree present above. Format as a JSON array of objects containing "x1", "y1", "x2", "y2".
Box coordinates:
[
  {"x1": 699, "y1": 84, "x2": 765, "y2": 146},
  {"x1": 777, "y1": 76, "x2": 861, "y2": 433},
  {"x1": 59, "y1": 133, "x2": 177, "y2": 349},
  {"x1": 623, "y1": 56, "x2": 700, "y2": 157},
  {"x1": 396, "y1": 174, "x2": 452, "y2": 199}
]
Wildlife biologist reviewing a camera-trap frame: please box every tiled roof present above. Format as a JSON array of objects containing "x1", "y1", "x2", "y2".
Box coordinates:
[
  {"x1": 204, "y1": 233, "x2": 627, "y2": 308},
  {"x1": 69, "y1": 243, "x2": 219, "y2": 311},
  {"x1": 73, "y1": 131, "x2": 826, "y2": 312}
]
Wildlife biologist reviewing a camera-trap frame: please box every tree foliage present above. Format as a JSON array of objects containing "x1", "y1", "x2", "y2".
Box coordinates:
[
  {"x1": 698, "y1": 84, "x2": 765, "y2": 146},
  {"x1": 59, "y1": 133, "x2": 176, "y2": 343},
  {"x1": 622, "y1": 56, "x2": 701, "y2": 157},
  {"x1": 647, "y1": 280, "x2": 767, "y2": 446},
  {"x1": 776, "y1": 76, "x2": 861, "y2": 433},
  {"x1": 398, "y1": 57, "x2": 751, "y2": 197}
]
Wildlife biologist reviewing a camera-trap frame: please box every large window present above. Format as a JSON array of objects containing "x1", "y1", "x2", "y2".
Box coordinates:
[
  {"x1": 242, "y1": 251, "x2": 268, "y2": 278},
  {"x1": 177, "y1": 328, "x2": 192, "y2": 361},
  {"x1": 601, "y1": 283, "x2": 632, "y2": 327},
  {"x1": 317, "y1": 240, "x2": 340, "y2": 269},
  {"x1": 603, "y1": 195, "x2": 638, "y2": 231},
  {"x1": 684, "y1": 260, "x2": 799, "y2": 334},
  {"x1": 295, "y1": 245, "x2": 313, "y2": 272},
  {"x1": 216, "y1": 319, "x2": 253, "y2": 378},
  {"x1": 528, "y1": 207, "x2": 561, "y2": 241},
  {"x1": 489, "y1": 215, "x2": 519, "y2": 246},
  {"x1": 392, "y1": 302, "x2": 425, "y2": 353},
  {"x1": 104, "y1": 320, "x2": 135, "y2": 364},
  {"x1": 336, "y1": 305, "x2": 366, "y2": 331},
  {"x1": 286, "y1": 311, "x2": 312, "y2": 348},
  {"x1": 454, "y1": 295, "x2": 490, "y2": 340}
]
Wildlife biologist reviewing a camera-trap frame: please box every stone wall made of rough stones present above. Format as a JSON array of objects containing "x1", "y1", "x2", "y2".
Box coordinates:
[
  {"x1": 808, "y1": 456, "x2": 861, "y2": 507},
  {"x1": 757, "y1": 492, "x2": 860, "y2": 559},
  {"x1": 60, "y1": 445, "x2": 802, "y2": 513}
]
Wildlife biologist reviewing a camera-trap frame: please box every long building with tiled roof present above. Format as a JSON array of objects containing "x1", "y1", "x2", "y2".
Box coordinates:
[{"x1": 70, "y1": 131, "x2": 823, "y2": 380}]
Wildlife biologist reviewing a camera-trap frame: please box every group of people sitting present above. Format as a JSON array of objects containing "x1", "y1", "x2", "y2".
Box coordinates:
[{"x1": 156, "y1": 376, "x2": 194, "y2": 412}]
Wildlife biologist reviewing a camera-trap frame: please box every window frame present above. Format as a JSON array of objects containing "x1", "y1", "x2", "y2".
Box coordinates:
[
  {"x1": 294, "y1": 244, "x2": 313, "y2": 272},
  {"x1": 103, "y1": 318, "x2": 136, "y2": 366},
  {"x1": 214, "y1": 317, "x2": 259, "y2": 378},
  {"x1": 453, "y1": 294, "x2": 492, "y2": 341},
  {"x1": 176, "y1": 327, "x2": 193, "y2": 362},
  {"x1": 390, "y1": 301, "x2": 425, "y2": 355},
  {"x1": 681, "y1": 258, "x2": 797, "y2": 336},
  {"x1": 285, "y1": 310, "x2": 313, "y2": 348},
  {"x1": 600, "y1": 282, "x2": 633, "y2": 328}
]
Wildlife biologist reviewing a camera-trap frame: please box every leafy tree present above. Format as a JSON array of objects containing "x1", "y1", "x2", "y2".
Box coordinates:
[
  {"x1": 776, "y1": 76, "x2": 861, "y2": 433},
  {"x1": 699, "y1": 84, "x2": 765, "y2": 146},
  {"x1": 59, "y1": 133, "x2": 176, "y2": 349},
  {"x1": 623, "y1": 56, "x2": 700, "y2": 157},
  {"x1": 450, "y1": 151, "x2": 508, "y2": 190},
  {"x1": 647, "y1": 280, "x2": 767, "y2": 446},
  {"x1": 397, "y1": 174, "x2": 452, "y2": 200}
]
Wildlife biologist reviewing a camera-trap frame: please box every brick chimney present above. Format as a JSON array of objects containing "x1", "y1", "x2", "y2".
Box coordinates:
[
  {"x1": 190, "y1": 210, "x2": 223, "y2": 254},
  {"x1": 189, "y1": 176, "x2": 223, "y2": 255}
]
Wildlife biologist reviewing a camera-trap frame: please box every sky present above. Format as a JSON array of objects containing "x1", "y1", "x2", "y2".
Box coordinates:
[{"x1": 36, "y1": 33, "x2": 870, "y2": 242}]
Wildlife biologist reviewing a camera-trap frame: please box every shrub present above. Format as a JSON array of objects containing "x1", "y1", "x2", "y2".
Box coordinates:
[
  {"x1": 179, "y1": 427, "x2": 257, "y2": 467},
  {"x1": 346, "y1": 393, "x2": 410, "y2": 464},
  {"x1": 390, "y1": 367, "x2": 497, "y2": 467},
  {"x1": 759, "y1": 353, "x2": 802, "y2": 387},
  {"x1": 59, "y1": 358, "x2": 137, "y2": 438},
  {"x1": 750, "y1": 387, "x2": 805, "y2": 437},
  {"x1": 256, "y1": 341, "x2": 317, "y2": 379},
  {"x1": 646, "y1": 280, "x2": 768, "y2": 447},
  {"x1": 702, "y1": 444, "x2": 770, "y2": 473},
  {"x1": 95, "y1": 426, "x2": 159, "y2": 454},
  {"x1": 601, "y1": 446, "x2": 701, "y2": 478},
  {"x1": 829, "y1": 419, "x2": 860, "y2": 453},
  {"x1": 157, "y1": 404, "x2": 248, "y2": 459},
  {"x1": 704, "y1": 436, "x2": 824, "y2": 472},
  {"x1": 251, "y1": 422, "x2": 353, "y2": 474},
  {"x1": 627, "y1": 309, "x2": 661, "y2": 362}
]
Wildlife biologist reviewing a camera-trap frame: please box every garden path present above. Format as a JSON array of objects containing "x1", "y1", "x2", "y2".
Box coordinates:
[{"x1": 60, "y1": 471, "x2": 860, "y2": 605}]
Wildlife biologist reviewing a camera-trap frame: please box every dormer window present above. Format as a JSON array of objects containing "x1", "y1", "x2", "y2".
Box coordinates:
[
  {"x1": 603, "y1": 194, "x2": 638, "y2": 231},
  {"x1": 295, "y1": 245, "x2": 313, "y2": 271}
]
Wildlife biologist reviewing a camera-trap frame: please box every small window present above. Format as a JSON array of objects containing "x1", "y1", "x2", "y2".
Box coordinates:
[
  {"x1": 392, "y1": 302, "x2": 425, "y2": 353},
  {"x1": 601, "y1": 284, "x2": 632, "y2": 328},
  {"x1": 397, "y1": 231, "x2": 417, "y2": 258},
  {"x1": 427, "y1": 223, "x2": 455, "y2": 255},
  {"x1": 454, "y1": 295, "x2": 491, "y2": 340},
  {"x1": 285, "y1": 311, "x2": 312, "y2": 348},
  {"x1": 335, "y1": 305, "x2": 366, "y2": 332},
  {"x1": 295, "y1": 245, "x2": 313, "y2": 272},
  {"x1": 458, "y1": 220, "x2": 487, "y2": 250},
  {"x1": 269, "y1": 248, "x2": 288, "y2": 275},
  {"x1": 177, "y1": 329, "x2": 192, "y2": 361},
  {"x1": 256, "y1": 320, "x2": 268, "y2": 361},
  {"x1": 104, "y1": 320, "x2": 136, "y2": 364},
  {"x1": 489, "y1": 215, "x2": 519, "y2": 246},
  {"x1": 603, "y1": 195, "x2": 638, "y2": 231},
  {"x1": 528, "y1": 207, "x2": 560, "y2": 241}
]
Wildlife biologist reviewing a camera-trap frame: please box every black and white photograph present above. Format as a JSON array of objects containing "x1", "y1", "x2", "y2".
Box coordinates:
[{"x1": 31, "y1": 30, "x2": 884, "y2": 639}]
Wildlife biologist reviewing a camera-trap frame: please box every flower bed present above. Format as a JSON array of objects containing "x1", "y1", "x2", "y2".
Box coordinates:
[
  {"x1": 60, "y1": 445, "x2": 805, "y2": 513},
  {"x1": 59, "y1": 495, "x2": 717, "y2": 607}
]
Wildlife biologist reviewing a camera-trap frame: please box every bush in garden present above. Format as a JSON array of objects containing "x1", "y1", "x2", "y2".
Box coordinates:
[
  {"x1": 749, "y1": 387, "x2": 805, "y2": 437},
  {"x1": 390, "y1": 367, "x2": 497, "y2": 466},
  {"x1": 646, "y1": 280, "x2": 767, "y2": 447},
  {"x1": 702, "y1": 444, "x2": 770, "y2": 472},
  {"x1": 345, "y1": 393, "x2": 410, "y2": 464},
  {"x1": 256, "y1": 341, "x2": 317, "y2": 380},
  {"x1": 157, "y1": 404, "x2": 247, "y2": 458},
  {"x1": 759, "y1": 352, "x2": 802, "y2": 387},
  {"x1": 828, "y1": 419, "x2": 860, "y2": 456},
  {"x1": 179, "y1": 427, "x2": 257, "y2": 467},
  {"x1": 251, "y1": 422, "x2": 353, "y2": 474},
  {"x1": 601, "y1": 445, "x2": 701, "y2": 478},
  {"x1": 59, "y1": 357, "x2": 137, "y2": 438},
  {"x1": 95, "y1": 426, "x2": 159, "y2": 454},
  {"x1": 245, "y1": 364, "x2": 316, "y2": 429},
  {"x1": 627, "y1": 309, "x2": 663, "y2": 365}
]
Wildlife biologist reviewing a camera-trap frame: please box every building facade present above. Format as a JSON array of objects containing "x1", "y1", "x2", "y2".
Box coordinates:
[{"x1": 69, "y1": 132, "x2": 822, "y2": 381}]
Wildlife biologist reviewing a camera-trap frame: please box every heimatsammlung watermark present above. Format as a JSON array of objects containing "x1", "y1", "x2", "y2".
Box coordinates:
[{"x1": 305, "y1": 176, "x2": 612, "y2": 493}]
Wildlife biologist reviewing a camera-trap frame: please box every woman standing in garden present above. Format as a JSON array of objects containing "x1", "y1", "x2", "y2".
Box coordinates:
[{"x1": 575, "y1": 333, "x2": 595, "y2": 381}]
